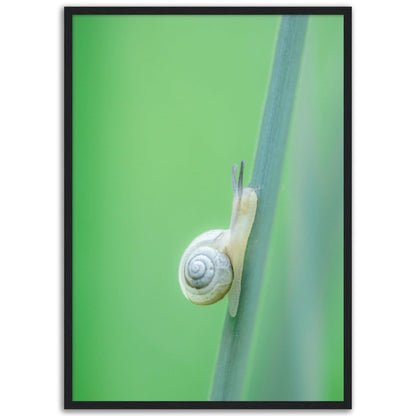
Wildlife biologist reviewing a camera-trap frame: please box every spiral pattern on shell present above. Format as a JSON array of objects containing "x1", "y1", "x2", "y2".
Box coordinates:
[
  {"x1": 185, "y1": 252, "x2": 214, "y2": 288},
  {"x1": 185, "y1": 246, "x2": 230, "y2": 289},
  {"x1": 180, "y1": 242, "x2": 234, "y2": 305}
]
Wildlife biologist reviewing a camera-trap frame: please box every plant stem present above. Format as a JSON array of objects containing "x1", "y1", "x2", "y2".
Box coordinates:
[{"x1": 210, "y1": 15, "x2": 308, "y2": 401}]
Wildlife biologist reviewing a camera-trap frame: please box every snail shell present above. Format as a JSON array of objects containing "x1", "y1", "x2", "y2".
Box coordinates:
[
  {"x1": 178, "y1": 161, "x2": 258, "y2": 317},
  {"x1": 179, "y1": 230, "x2": 233, "y2": 305}
]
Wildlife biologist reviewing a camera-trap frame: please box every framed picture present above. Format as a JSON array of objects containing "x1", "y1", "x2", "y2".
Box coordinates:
[{"x1": 65, "y1": 6, "x2": 351, "y2": 409}]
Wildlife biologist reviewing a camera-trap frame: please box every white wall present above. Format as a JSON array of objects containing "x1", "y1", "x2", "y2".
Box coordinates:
[{"x1": 1, "y1": 0, "x2": 415, "y2": 414}]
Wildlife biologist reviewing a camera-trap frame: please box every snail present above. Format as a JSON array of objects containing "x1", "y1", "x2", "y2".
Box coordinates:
[{"x1": 178, "y1": 161, "x2": 258, "y2": 317}]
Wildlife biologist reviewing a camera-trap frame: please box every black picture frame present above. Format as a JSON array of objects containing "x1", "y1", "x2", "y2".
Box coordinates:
[{"x1": 64, "y1": 6, "x2": 352, "y2": 409}]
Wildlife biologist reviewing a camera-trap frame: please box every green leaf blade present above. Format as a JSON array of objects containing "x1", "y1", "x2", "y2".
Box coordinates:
[{"x1": 210, "y1": 15, "x2": 308, "y2": 401}]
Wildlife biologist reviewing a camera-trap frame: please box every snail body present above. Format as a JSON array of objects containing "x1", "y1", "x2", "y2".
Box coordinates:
[{"x1": 178, "y1": 161, "x2": 257, "y2": 317}]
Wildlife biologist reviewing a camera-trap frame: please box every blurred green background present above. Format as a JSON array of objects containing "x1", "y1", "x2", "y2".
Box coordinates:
[{"x1": 72, "y1": 14, "x2": 343, "y2": 401}]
